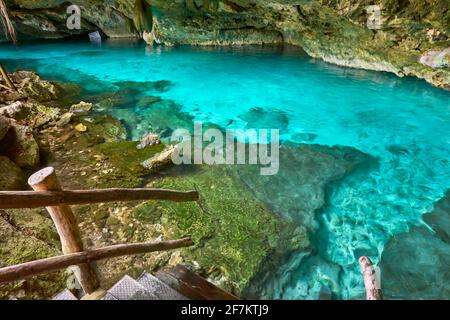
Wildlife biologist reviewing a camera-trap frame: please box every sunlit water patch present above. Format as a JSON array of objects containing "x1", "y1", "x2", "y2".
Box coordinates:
[{"x1": 1, "y1": 40, "x2": 449, "y2": 299}]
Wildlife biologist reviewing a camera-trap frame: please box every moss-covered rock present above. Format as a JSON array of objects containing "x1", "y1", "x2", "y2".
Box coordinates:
[
  {"x1": 0, "y1": 209, "x2": 66, "y2": 300},
  {"x1": 75, "y1": 115, "x2": 128, "y2": 146},
  {"x1": 92, "y1": 140, "x2": 165, "y2": 187},
  {"x1": 10, "y1": 70, "x2": 61, "y2": 102},
  {"x1": 0, "y1": 155, "x2": 26, "y2": 191},
  {"x1": 134, "y1": 165, "x2": 309, "y2": 293},
  {"x1": 0, "y1": 120, "x2": 40, "y2": 169}
]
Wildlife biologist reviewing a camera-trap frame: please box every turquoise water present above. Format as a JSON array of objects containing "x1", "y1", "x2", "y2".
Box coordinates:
[{"x1": 1, "y1": 40, "x2": 449, "y2": 299}]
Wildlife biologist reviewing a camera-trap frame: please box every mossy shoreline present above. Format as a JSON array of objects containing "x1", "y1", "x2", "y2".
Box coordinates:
[{"x1": 0, "y1": 71, "x2": 311, "y2": 299}]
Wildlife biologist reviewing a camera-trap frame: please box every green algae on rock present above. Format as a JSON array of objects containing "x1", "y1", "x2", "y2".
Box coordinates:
[
  {"x1": 0, "y1": 119, "x2": 40, "y2": 169},
  {"x1": 93, "y1": 140, "x2": 165, "y2": 187},
  {"x1": 0, "y1": 209, "x2": 67, "y2": 300},
  {"x1": 0, "y1": 155, "x2": 26, "y2": 190},
  {"x1": 134, "y1": 164, "x2": 309, "y2": 294},
  {"x1": 236, "y1": 143, "x2": 377, "y2": 229}
]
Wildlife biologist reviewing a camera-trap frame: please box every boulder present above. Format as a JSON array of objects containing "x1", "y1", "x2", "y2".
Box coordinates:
[
  {"x1": 10, "y1": 70, "x2": 60, "y2": 102},
  {"x1": 33, "y1": 102, "x2": 60, "y2": 127},
  {"x1": 137, "y1": 133, "x2": 161, "y2": 150},
  {"x1": 0, "y1": 101, "x2": 31, "y2": 120},
  {"x1": 69, "y1": 101, "x2": 93, "y2": 116},
  {"x1": 0, "y1": 155, "x2": 26, "y2": 190},
  {"x1": 56, "y1": 112, "x2": 74, "y2": 127},
  {"x1": 0, "y1": 119, "x2": 40, "y2": 169},
  {"x1": 380, "y1": 191, "x2": 450, "y2": 299},
  {"x1": 0, "y1": 116, "x2": 10, "y2": 141},
  {"x1": 74, "y1": 123, "x2": 88, "y2": 132},
  {"x1": 420, "y1": 48, "x2": 450, "y2": 69}
]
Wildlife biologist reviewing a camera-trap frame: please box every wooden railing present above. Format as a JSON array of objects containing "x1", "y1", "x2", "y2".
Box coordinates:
[{"x1": 0, "y1": 167, "x2": 198, "y2": 294}]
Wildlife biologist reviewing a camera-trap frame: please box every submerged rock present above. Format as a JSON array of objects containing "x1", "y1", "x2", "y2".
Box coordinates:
[
  {"x1": 132, "y1": 99, "x2": 194, "y2": 139},
  {"x1": 91, "y1": 140, "x2": 165, "y2": 188},
  {"x1": 238, "y1": 107, "x2": 289, "y2": 131},
  {"x1": 69, "y1": 101, "x2": 93, "y2": 116},
  {"x1": 137, "y1": 133, "x2": 161, "y2": 149},
  {"x1": 143, "y1": 164, "x2": 308, "y2": 294},
  {"x1": 73, "y1": 115, "x2": 128, "y2": 147},
  {"x1": 237, "y1": 143, "x2": 375, "y2": 229},
  {"x1": 380, "y1": 191, "x2": 450, "y2": 300},
  {"x1": 113, "y1": 80, "x2": 173, "y2": 93}
]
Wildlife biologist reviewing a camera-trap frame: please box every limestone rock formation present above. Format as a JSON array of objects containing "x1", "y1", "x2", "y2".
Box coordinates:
[
  {"x1": 10, "y1": 70, "x2": 60, "y2": 102},
  {"x1": 137, "y1": 133, "x2": 161, "y2": 149},
  {"x1": 0, "y1": 155, "x2": 26, "y2": 190},
  {"x1": 0, "y1": 117, "x2": 40, "y2": 168},
  {"x1": 2, "y1": 1, "x2": 449, "y2": 88},
  {"x1": 420, "y1": 48, "x2": 450, "y2": 68},
  {"x1": 69, "y1": 101, "x2": 93, "y2": 116},
  {"x1": 0, "y1": 101, "x2": 29, "y2": 119},
  {"x1": 0, "y1": 114, "x2": 10, "y2": 140}
]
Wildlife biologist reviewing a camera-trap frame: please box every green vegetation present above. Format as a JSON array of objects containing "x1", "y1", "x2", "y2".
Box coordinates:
[
  {"x1": 133, "y1": 165, "x2": 309, "y2": 293},
  {"x1": 92, "y1": 140, "x2": 165, "y2": 188},
  {"x1": 0, "y1": 209, "x2": 67, "y2": 300}
]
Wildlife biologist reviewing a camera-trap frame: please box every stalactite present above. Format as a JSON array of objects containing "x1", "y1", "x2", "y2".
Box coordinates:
[{"x1": 133, "y1": 0, "x2": 153, "y2": 35}]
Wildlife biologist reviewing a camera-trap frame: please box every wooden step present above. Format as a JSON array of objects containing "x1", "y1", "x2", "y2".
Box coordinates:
[
  {"x1": 137, "y1": 272, "x2": 188, "y2": 300},
  {"x1": 157, "y1": 265, "x2": 239, "y2": 300},
  {"x1": 155, "y1": 271, "x2": 207, "y2": 300}
]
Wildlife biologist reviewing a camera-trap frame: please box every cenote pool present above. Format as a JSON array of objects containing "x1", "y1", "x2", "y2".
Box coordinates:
[{"x1": 1, "y1": 40, "x2": 449, "y2": 300}]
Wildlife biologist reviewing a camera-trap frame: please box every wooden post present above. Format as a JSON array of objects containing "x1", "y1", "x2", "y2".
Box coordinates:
[
  {"x1": 0, "y1": 63, "x2": 16, "y2": 91},
  {"x1": 28, "y1": 167, "x2": 99, "y2": 294},
  {"x1": 359, "y1": 256, "x2": 383, "y2": 300}
]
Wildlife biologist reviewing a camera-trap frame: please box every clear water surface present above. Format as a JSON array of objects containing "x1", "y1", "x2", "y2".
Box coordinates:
[{"x1": 1, "y1": 40, "x2": 449, "y2": 299}]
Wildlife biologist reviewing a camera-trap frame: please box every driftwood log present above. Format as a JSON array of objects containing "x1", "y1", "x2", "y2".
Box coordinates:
[
  {"x1": 0, "y1": 188, "x2": 200, "y2": 209},
  {"x1": 359, "y1": 256, "x2": 383, "y2": 300},
  {"x1": 28, "y1": 167, "x2": 99, "y2": 294},
  {"x1": 0, "y1": 238, "x2": 193, "y2": 284}
]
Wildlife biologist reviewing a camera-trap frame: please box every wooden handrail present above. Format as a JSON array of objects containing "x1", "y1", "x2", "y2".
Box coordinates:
[
  {"x1": 0, "y1": 166, "x2": 199, "y2": 296},
  {"x1": 0, "y1": 238, "x2": 194, "y2": 284},
  {"x1": 0, "y1": 189, "x2": 200, "y2": 209}
]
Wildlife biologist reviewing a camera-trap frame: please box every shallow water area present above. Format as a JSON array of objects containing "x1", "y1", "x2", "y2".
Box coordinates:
[{"x1": 1, "y1": 40, "x2": 449, "y2": 299}]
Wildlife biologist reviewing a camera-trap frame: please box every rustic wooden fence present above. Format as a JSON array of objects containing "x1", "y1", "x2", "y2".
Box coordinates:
[
  {"x1": 0, "y1": 166, "x2": 382, "y2": 300},
  {"x1": 0, "y1": 167, "x2": 198, "y2": 294}
]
